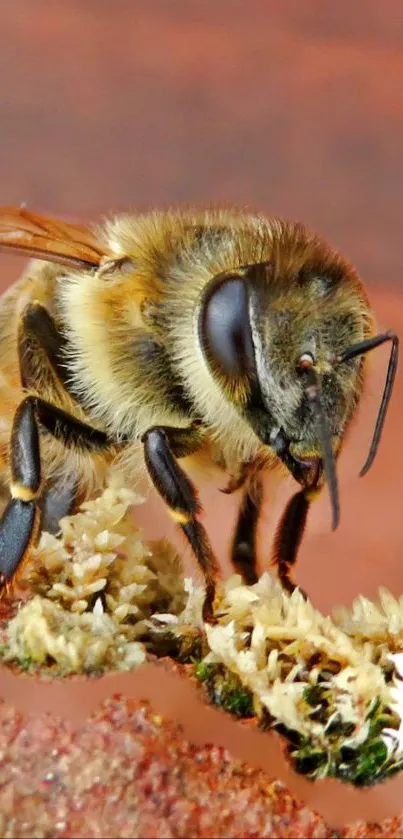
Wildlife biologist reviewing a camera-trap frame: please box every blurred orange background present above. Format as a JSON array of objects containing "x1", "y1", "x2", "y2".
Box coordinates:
[{"x1": 1, "y1": 0, "x2": 403, "y2": 616}]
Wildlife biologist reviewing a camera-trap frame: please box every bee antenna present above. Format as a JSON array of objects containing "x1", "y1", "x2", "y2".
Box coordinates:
[
  {"x1": 336, "y1": 331, "x2": 399, "y2": 477},
  {"x1": 304, "y1": 369, "x2": 340, "y2": 530}
]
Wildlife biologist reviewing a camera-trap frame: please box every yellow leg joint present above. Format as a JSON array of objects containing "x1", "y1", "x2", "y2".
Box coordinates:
[
  {"x1": 10, "y1": 483, "x2": 37, "y2": 502},
  {"x1": 168, "y1": 508, "x2": 192, "y2": 525},
  {"x1": 305, "y1": 487, "x2": 322, "y2": 503}
]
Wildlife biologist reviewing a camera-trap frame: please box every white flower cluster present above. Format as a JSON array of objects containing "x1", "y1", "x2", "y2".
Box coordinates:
[
  {"x1": 3, "y1": 482, "x2": 403, "y2": 772},
  {"x1": 205, "y1": 574, "x2": 396, "y2": 748},
  {"x1": 4, "y1": 485, "x2": 186, "y2": 673}
]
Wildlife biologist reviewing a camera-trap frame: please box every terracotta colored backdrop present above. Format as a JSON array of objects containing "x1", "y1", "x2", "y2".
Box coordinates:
[{"x1": 1, "y1": 0, "x2": 403, "y2": 616}]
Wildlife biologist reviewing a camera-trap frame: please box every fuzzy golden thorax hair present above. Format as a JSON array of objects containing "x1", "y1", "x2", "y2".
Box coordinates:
[{"x1": 55, "y1": 208, "x2": 374, "y2": 473}]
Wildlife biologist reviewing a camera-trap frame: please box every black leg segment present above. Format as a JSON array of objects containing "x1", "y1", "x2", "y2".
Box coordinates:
[
  {"x1": 11, "y1": 398, "x2": 41, "y2": 493},
  {"x1": 33, "y1": 397, "x2": 109, "y2": 451},
  {"x1": 271, "y1": 489, "x2": 310, "y2": 596},
  {"x1": 0, "y1": 399, "x2": 43, "y2": 588},
  {"x1": 142, "y1": 424, "x2": 220, "y2": 622},
  {"x1": 231, "y1": 478, "x2": 263, "y2": 585},
  {"x1": 0, "y1": 499, "x2": 39, "y2": 587},
  {"x1": 18, "y1": 301, "x2": 71, "y2": 391},
  {"x1": 143, "y1": 427, "x2": 201, "y2": 521},
  {"x1": 40, "y1": 474, "x2": 79, "y2": 535},
  {"x1": 0, "y1": 395, "x2": 112, "y2": 593}
]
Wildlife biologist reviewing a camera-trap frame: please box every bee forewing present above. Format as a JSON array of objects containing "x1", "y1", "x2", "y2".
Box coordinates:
[{"x1": 0, "y1": 206, "x2": 109, "y2": 269}]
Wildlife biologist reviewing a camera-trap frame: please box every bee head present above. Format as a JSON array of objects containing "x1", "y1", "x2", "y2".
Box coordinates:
[{"x1": 199, "y1": 257, "x2": 398, "y2": 530}]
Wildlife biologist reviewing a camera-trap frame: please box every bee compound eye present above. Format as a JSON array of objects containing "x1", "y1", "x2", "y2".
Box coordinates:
[{"x1": 199, "y1": 276, "x2": 256, "y2": 379}]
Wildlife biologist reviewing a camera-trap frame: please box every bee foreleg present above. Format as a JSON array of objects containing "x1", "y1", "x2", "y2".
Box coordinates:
[
  {"x1": 271, "y1": 489, "x2": 310, "y2": 598},
  {"x1": 230, "y1": 477, "x2": 263, "y2": 585},
  {"x1": 0, "y1": 396, "x2": 111, "y2": 593},
  {"x1": 0, "y1": 399, "x2": 42, "y2": 590},
  {"x1": 142, "y1": 425, "x2": 221, "y2": 623},
  {"x1": 31, "y1": 397, "x2": 110, "y2": 451}
]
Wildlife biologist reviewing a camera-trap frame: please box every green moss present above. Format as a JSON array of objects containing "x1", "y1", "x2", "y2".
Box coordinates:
[
  {"x1": 288, "y1": 699, "x2": 403, "y2": 787},
  {"x1": 194, "y1": 660, "x2": 213, "y2": 682},
  {"x1": 303, "y1": 684, "x2": 326, "y2": 707},
  {"x1": 222, "y1": 684, "x2": 254, "y2": 717},
  {"x1": 177, "y1": 631, "x2": 204, "y2": 663},
  {"x1": 194, "y1": 662, "x2": 254, "y2": 718},
  {"x1": 0, "y1": 640, "x2": 36, "y2": 673},
  {"x1": 18, "y1": 655, "x2": 35, "y2": 673},
  {"x1": 200, "y1": 663, "x2": 403, "y2": 786},
  {"x1": 338, "y1": 737, "x2": 389, "y2": 786},
  {"x1": 292, "y1": 744, "x2": 330, "y2": 779}
]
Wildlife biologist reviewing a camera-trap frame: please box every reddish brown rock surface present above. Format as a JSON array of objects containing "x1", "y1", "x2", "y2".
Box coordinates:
[
  {"x1": 2, "y1": 687, "x2": 403, "y2": 839},
  {"x1": 2, "y1": 660, "x2": 403, "y2": 837},
  {"x1": 0, "y1": 696, "x2": 334, "y2": 839}
]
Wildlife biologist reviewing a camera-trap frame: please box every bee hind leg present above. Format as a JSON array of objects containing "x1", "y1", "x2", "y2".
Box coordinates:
[{"x1": 142, "y1": 425, "x2": 221, "y2": 623}]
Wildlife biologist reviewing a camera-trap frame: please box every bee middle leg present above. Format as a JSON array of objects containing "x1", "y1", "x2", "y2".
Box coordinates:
[
  {"x1": 0, "y1": 396, "x2": 111, "y2": 593},
  {"x1": 271, "y1": 489, "x2": 310, "y2": 597},
  {"x1": 230, "y1": 476, "x2": 263, "y2": 585},
  {"x1": 142, "y1": 425, "x2": 221, "y2": 623}
]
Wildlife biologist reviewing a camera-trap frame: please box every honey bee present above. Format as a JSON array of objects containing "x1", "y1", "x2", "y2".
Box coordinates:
[{"x1": 0, "y1": 206, "x2": 398, "y2": 621}]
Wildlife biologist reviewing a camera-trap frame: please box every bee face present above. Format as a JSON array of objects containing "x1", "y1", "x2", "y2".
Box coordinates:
[
  {"x1": 199, "y1": 249, "x2": 372, "y2": 489},
  {"x1": 248, "y1": 274, "x2": 365, "y2": 457}
]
